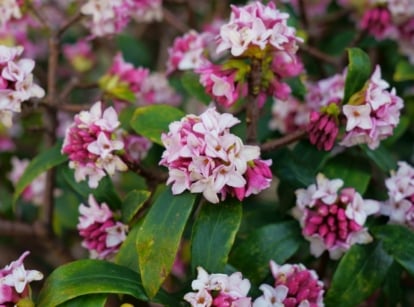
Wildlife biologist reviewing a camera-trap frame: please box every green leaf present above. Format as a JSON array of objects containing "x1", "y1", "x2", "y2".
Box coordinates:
[
  {"x1": 181, "y1": 72, "x2": 211, "y2": 105},
  {"x1": 373, "y1": 224, "x2": 414, "y2": 276},
  {"x1": 108, "y1": 85, "x2": 136, "y2": 103},
  {"x1": 322, "y1": 154, "x2": 371, "y2": 194},
  {"x1": 191, "y1": 199, "x2": 242, "y2": 273},
  {"x1": 343, "y1": 48, "x2": 372, "y2": 104},
  {"x1": 122, "y1": 190, "x2": 151, "y2": 224},
  {"x1": 116, "y1": 222, "x2": 142, "y2": 273},
  {"x1": 116, "y1": 35, "x2": 152, "y2": 67},
  {"x1": 13, "y1": 142, "x2": 67, "y2": 204},
  {"x1": 58, "y1": 294, "x2": 107, "y2": 307},
  {"x1": 325, "y1": 242, "x2": 393, "y2": 307},
  {"x1": 361, "y1": 144, "x2": 397, "y2": 172},
  {"x1": 130, "y1": 105, "x2": 185, "y2": 146},
  {"x1": 137, "y1": 188, "x2": 197, "y2": 298},
  {"x1": 230, "y1": 221, "x2": 302, "y2": 284},
  {"x1": 394, "y1": 59, "x2": 414, "y2": 82},
  {"x1": 37, "y1": 260, "x2": 148, "y2": 307}
]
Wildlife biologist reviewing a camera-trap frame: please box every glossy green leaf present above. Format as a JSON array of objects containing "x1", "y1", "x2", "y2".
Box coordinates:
[
  {"x1": 322, "y1": 154, "x2": 371, "y2": 194},
  {"x1": 13, "y1": 142, "x2": 67, "y2": 204},
  {"x1": 361, "y1": 144, "x2": 397, "y2": 172},
  {"x1": 230, "y1": 221, "x2": 302, "y2": 284},
  {"x1": 137, "y1": 188, "x2": 197, "y2": 298},
  {"x1": 122, "y1": 190, "x2": 151, "y2": 224},
  {"x1": 130, "y1": 105, "x2": 185, "y2": 146},
  {"x1": 343, "y1": 48, "x2": 372, "y2": 104},
  {"x1": 394, "y1": 59, "x2": 414, "y2": 82},
  {"x1": 116, "y1": 222, "x2": 142, "y2": 273},
  {"x1": 325, "y1": 242, "x2": 393, "y2": 307},
  {"x1": 191, "y1": 199, "x2": 242, "y2": 273},
  {"x1": 58, "y1": 294, "x2": 107, "y2": 307},
  {"x1": 181, "y1": 72, "x2": 212, "y2": 105},
  {"x1": 37, "y1": 260, "x2": 148, "y2": 307},
  {"x1": 373, "y1": 224, "x2": 414, "y2": 276}
]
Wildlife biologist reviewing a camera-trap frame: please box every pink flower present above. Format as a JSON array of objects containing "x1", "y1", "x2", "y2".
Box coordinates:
[
  {"x1": 62, "y1": 101, "x2": 127, "y2": 188},
  {"x1": 294, "y1": 173, "x2": 380, "y2": 259},
  {"x1": 0, "y1": 45, "x2": 44, "y2": 127},
  {"x1": 122, "y1": 134, "x2": 152, "y2": 164},
  {"x1": 0, "y1": 0, "x2": 22, "y2": 28},
  {"x1": 0, "y1": 251, "x2": 43, "y2": 306},
  {"x1": 381, "y1": 161, "x2": 414, "y2": 228},
  {"x1": 360, "y1": 6, "x2": 395, "y2": 40},
  {"x1": 78, "y1": 195, "x2": 128, "y2": 259},
  {"x1": 340, "y1": 65, "x2": 403, "y2": 149},
  {"x1": 63, "y1": 40, "x2": 95, "y2": 72},
  {"x1": 184, "y1": 267, "x2": 251, "y2": 307},
  {"x1": 160, "y1": 108, "x2": 271, "y2": 203}
]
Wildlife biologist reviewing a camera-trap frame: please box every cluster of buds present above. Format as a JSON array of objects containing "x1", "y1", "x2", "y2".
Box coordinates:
[
  {"x1": 159, "y1": 108, "x2": 272, "y2": 204},
  {"x1": 381, "y1": 161, "x2": 414, "y2": 228},
  {"x1": 254, "y1": 260, "x2": 324, "y2": 307},
  {"x1": 77, "y1": 195, "x2": 128, "y2": 259},
  {"x1": 81, "y1": 0, "x2": 162, "y2": 37},
  {"x1": 340, "y1": 0, "x2": 414, "y2": 64},
  {"x1": 294, "y1": 173, "x2": 380, "y2": 259},
  {"x1": 61, "y1": 101, "x2": 127, "y2": 188},
  {"x1": 183, "y1": 266, "x2": 251, "y2": 307},
  {"x1": 8, "y1": 156, "x2": 46, "y2": 206},
  {"x1": 306, "y1": 65, "x2": 403, "y2": 151},
  {"x1": 0, "y1": 251, "x2": 43, "y2": 306},
  {"x1": 0, "y1": 45, "x2": 45, "y2": 127},
  {"x1": 100, "y1": 53, "x2": 180, "y2": 107}
]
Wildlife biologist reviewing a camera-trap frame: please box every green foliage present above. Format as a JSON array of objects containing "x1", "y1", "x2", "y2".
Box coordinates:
[
  {"x1": 121, "y1": 190, "x2": 151, "y2": 224},
  {"x1": 137, "y1": 187, "x2": 197, "y2": 298},
  {"x1": 325, "y1": 242, "x2": 393, "y2": 307},
  {"x1": 343, "y1": 48, "x2": 372, "y2": 104},
  {"x1": 181, "y1": 71, "x2": 212, "y2": 104},
  {"x1": 394, "y1": 59, "x2": 414, "y2": 82},
  {"x1": 191, "y1": 199, "x2": 242, "y2": 273},
  {"x1": 13, "y1": 142, "x2": 67, "y2": 205},
  {"x1": 130, "y1": 105, "x2": 185, "y2": 145}
]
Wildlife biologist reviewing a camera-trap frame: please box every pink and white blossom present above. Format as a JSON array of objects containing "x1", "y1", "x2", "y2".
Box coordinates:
[
  {"x1": 78, "y1": 195, "x2": 128, "y2": 259},
  {"x1": 381, "y1": 161, "x2": 414, "y2": 228},
  {"x1": 62, "y1": 101, "x2": 127, "y2": 188},
  {"x1": 160, "y1": 108, "x2": 272, "y2": 204},
  {"x1": 184, "y1": 266, "x2": 251, "y2": 307},
  {"x1": 0, "y1": 251, "x2": 43, "y2": 306},
  {"x1": 0, "y1": 0, "x2": 22, "y2": 28},
  {"x1": 294, "y1": 173, "x2": 380, "y2": 259},
  {"x1": 254, "y1": 260, "x2": 324, "y2": 307}
]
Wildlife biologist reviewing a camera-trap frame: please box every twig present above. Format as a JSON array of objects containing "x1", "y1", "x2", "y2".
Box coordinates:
[
  {"x1": 162, "y1": 7, "x2": 190, "y2": 34},
  {"x1": 0, "y1": 219, "x2": 46, "y2": 238},
  {"x1": 298, "y1": 0, "x2": 309, "y2": 29},
  {"x1": 260, "y1": 130, "x2": 307, "y2": 152},
  {"x1": 298, "y1": 43, "x2": 339, "y2": 67},
  {"x1": 246, "y1": 58, "x2": 262, "y2": 145},
  {"x1": 58, "y1": 12, "x2": 83, "y2": 38},
  {"x1": 122, "y1": 158, "x2": 168, "y2": 188}
]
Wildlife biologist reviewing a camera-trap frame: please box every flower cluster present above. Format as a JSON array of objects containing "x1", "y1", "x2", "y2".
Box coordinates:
[
  {"x1": 254, "y1": 260, "x2": 324, "y2": 307},
  {"x1": 160, "y1": 108, "x2": 272, "y2": 204},
  {"x1": 101, "y1": 53, "x2": 180, "y2": 107},
  {"x1": 269, "y1": 95, "x2": 309, "y2": 134},
  {"x1": 306, "y1": 65, "x2": 403, "y2": 151},
  {"x1": 184, "y1": 266, "x2": 251, "y2": 307},
  {"x1": 381, "y1": 161, "x2": 414, "y2": 229},
  {"x1": 8, "y1": 157, "x2": 46, "y2": 206},
  {"x1": 0, "y1": 45, "x2": 45, "y2": 127},
  {"x1": 61, "y1": 101, "x2": 127, "y2": 188},
  {"x1": 77, "y1": 195, "x2": 128, "y2": 259},
  {"x1": 81, "y1": 0, "x2": 162, "y2": 37},
  {"x1": 187, "y1": 1, "x2": 303, "y2": 108},
  {"x1": 166, "y1": 30, "x2": 209, "y2": 75},
  {"x1": 0, "y1": 251, "x2": 43, "y2": 306},
  {"x1": 294, "y1": 173, "x2": 380, "y2": 259}
]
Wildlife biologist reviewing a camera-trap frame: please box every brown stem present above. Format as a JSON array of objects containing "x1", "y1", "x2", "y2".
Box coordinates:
[
  {"x1": 246, "y1": 58, "x2": 262, "y2": 145},
  {"x1": 299, "y1": 43, "x2": 339, "y2": 68},
  {"x1": 162, "y1": 7, "x2": 190, "y2": 33},
  {"x1": 58, "y1": 12, "x2": 84, "y2": 38},
  {"x1": 260, "y1": 130, "x2": 307, "y2": 152},
  {"x1": 0, "y1": 220, "x2": 47, "y2": 238},
  {"x1": 298, "y1": 0, "x2": 309, "y2": 29},
  {"x1": 122, "y1": 158, "x2": 168, "y2": 189}
]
